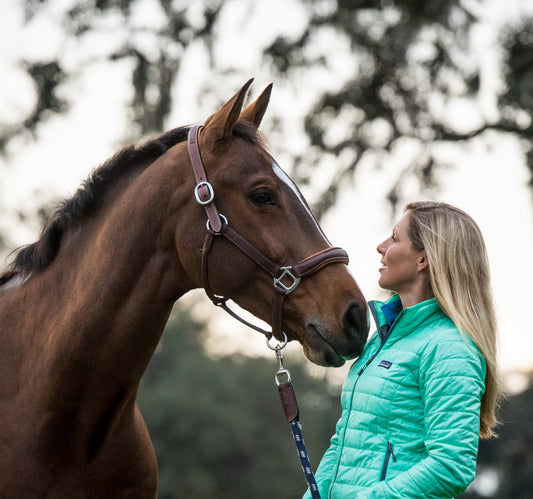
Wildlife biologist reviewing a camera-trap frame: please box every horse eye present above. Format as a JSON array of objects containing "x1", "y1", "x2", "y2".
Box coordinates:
[{"x1": 249, "y1": 189, "x2": 277, "y2": 206}]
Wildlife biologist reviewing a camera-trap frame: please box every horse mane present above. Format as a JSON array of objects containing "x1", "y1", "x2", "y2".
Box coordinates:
[{"x1": 0, "y1": 121, "x2": 264, "y2": 285}]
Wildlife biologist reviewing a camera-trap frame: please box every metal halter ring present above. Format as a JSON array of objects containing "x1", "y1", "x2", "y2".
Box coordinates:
[
  {"x1": 206, "y1": 214, "x2": 228, "y2": 234},
  {"x1": 266, "y1": 331, "x2": 288, "y2": 351},
  {"x1": 194, "y1": 181, "x2": 215, "y2": 205}
]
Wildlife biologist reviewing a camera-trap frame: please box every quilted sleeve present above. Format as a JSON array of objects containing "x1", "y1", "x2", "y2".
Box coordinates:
[{"x1": 356, "y1": 333, "x2": 486, "y2": 499}]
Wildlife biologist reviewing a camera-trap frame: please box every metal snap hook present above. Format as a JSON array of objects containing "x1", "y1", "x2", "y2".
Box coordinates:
[{"x1": 266, "y1": 332, "x2": 291, "y2": 385}]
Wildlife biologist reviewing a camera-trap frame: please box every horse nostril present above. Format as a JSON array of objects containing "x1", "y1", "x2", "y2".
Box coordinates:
[
  {"x1": 343, "y1": 303, "x2": 369, "y2": 346},
  {"x1": 343, "y1": 303, "x2": 362, "y2": 331}
]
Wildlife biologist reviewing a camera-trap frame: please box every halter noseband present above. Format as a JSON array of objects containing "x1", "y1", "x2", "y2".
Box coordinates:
[{"x1": 187, "y1": 125, "x2": 349, "y2": 342}]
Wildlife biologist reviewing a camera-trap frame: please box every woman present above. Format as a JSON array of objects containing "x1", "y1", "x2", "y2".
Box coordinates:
[{"x1": 304, "y1": 201, "x2": 502, "y2": 499}]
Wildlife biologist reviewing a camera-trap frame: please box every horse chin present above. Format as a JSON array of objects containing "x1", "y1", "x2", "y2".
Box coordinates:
[
  {"x1": 301, "y1": 322, "x2": 365, "y2": 368},
  {"x1": 302, "y1": 342, "x2": 346, "y2": 368},
  {"x1": 300, "y1": 325, "x2": 347, "y2": 368}
]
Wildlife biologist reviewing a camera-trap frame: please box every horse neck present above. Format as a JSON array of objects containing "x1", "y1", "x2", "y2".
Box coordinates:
[{"x1": 13, "y1": 148, "x2": 193, "y2": 405}]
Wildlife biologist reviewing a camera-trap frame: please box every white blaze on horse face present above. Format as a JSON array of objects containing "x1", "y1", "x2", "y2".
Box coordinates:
[{"x1": 271, "y1": 161, "x2": 330, "y2": 245}]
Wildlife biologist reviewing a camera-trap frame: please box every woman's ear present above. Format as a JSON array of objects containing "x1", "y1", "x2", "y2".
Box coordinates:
[{"x1": 417, "y1": 251, "x2": 429, "y2": 272}]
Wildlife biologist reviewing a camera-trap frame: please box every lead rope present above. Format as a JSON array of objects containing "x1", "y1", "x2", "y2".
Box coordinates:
[{"x1": 267, "y1": 337, "x2": 321, "y2": 499}]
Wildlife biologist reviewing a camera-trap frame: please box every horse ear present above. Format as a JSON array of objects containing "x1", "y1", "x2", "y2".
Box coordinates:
[
  {"x1": 239, "y1": 83, "x2": 273, "y2": 128},
  {"x1": 201, "y1": 79, "x2": 254, "y2": 151}
]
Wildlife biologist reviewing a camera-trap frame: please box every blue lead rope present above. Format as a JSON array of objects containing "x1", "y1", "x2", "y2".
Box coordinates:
[
  {"x1": 270, "y1": 338, "x2": 321, "y2": 499},
  {"x1": 290, "y1": 418, "x2": 321, "y2": 499},
  {"x1": 278, "y1": 380, "x2": 321, "y2": 499}
]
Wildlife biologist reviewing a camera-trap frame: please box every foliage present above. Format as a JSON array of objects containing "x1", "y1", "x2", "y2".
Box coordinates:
[
  {"x1": 137, "y1": 305, "x2": 342, "y2": 499},
  {"x1": 263, "y1": 0, "x2": 533, "y2": 215},
  {"x1": 8, "y1": 0, "x2": 219, "y2": 141},
  {"x1": 499, "y1": 19, "x2": 533, "y2": 189},
  {"x1": 2, "y1": 0, "x2": 533, "y2": 215},
  {"x1": 459, "y1": 374, "x2": 533, "y2": 498}
]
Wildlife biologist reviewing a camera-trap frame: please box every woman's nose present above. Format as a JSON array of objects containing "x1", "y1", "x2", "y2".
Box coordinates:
[{"x1": 376, "y1": 238, "x2": 389, "y2": 255}]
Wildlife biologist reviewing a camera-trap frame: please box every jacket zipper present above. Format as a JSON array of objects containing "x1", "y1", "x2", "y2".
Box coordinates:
[
  {"x1": 380, "y1": 442, "x2": 397, "y2": 481},
  {"x1": 329, "y1": 337, "x2": 387, "y2": 497},
  {"x1": 329, "y1": 303, "x2": 405, "y2": 497}
]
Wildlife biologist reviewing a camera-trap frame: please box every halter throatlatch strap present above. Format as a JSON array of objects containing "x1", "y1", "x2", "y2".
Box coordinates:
[{"x1": 187, "y1": 124, "x2": 349, "y2": 341}]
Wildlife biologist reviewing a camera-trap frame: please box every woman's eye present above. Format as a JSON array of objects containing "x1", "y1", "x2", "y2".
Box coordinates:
[{"x1": 249, "y1": 189, "x2": 277, "y2": 206}]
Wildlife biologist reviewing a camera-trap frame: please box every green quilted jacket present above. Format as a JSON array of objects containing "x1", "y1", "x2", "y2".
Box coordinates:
[{"x1": 304, "y1": 296, "x2": 486, "y2": 499}]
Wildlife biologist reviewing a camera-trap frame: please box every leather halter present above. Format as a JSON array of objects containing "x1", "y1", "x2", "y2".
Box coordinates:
[{"x1": 187, "y1": 125, "x2": 350, "y2": 341}]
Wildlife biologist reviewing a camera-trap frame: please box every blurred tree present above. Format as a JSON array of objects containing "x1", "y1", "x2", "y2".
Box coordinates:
[
  {"x1": 459, "y1": 373, "x2": 533, "y2": 498},
  {"x1": 263, "y1": 0, "x2": 533, "y2": 215},
  {"x1": 2, "y1": 0, "x2": 533, "y2": 215},
  {"x1": 137, "y1": 304, "x2": 342, "y2": 499}
]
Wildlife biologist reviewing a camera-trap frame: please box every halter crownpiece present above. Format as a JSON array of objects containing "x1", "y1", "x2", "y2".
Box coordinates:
[{"x1": 187, "y1": 124, "x2": 350, "y2": 341}]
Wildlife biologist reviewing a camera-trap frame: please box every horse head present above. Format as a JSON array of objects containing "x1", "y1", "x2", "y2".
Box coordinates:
[{"x1": 174, "y1": 80, "x2": 368, "y2": 367}]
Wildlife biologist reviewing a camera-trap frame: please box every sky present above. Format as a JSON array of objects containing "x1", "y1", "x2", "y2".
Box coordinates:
[{"x1": 1, "y1": 0, "x2": 532, "y2": 390}]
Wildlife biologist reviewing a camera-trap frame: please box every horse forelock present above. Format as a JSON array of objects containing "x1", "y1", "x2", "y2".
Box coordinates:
[{"x1": 0, "y1": 121, "x2": 267, "y2": 285}]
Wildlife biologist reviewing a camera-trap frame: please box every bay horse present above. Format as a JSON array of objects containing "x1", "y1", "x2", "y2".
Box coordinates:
[{"x1": 0, "y1": 80, "x2": 368, "y2": 498}]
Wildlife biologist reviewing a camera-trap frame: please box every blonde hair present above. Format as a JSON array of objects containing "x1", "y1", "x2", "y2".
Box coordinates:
[{"x1": 404, "y1": 201, "x2": 502, "y2": 438}]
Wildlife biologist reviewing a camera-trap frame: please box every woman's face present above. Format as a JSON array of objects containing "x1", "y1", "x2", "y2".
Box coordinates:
[{"x1": 376, "y1": 212, "x2": 426, "y2": 297}]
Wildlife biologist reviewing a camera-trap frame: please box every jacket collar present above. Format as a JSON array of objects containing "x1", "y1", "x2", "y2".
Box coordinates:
[{"x1": 368, "y1": 295, "x2": 441, "y2": 345}]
